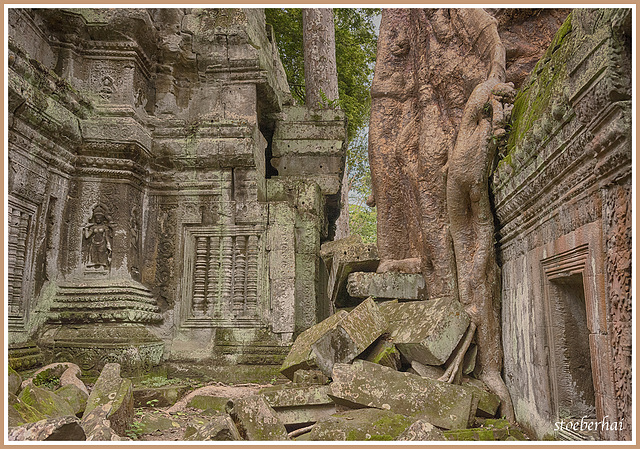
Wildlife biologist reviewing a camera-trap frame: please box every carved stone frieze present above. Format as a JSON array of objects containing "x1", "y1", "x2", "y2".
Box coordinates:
[
  {"x1": 8, "y1": 7, "x2": 346, "y2": 369},
  {"x1": 602, "y1": 183, "x2": 632, "y2": 440},
  {"x1": 494, "y1": 8, "x2": 631, "y2": 441}
]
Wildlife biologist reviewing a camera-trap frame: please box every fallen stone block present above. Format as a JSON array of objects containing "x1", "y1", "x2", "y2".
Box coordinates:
[
  {"x1": 80, "y1": 403, "x2": 131, "y2": 441},
  {"x1": 460, "y1": 377, "x2": 501, "y2": 418},
  {"x1": 184, "y1": 414, "x2": 242, "y2": 441},
  {"x1": 298, "y1": 408, "x2": 415, "y2": 441},
  {"x1": 320, "y1": 235, "x2": 379, "y2": 307},
  {"x1": 395, "y1": 419, "x2": 446, "y2": 441},
  {"x1": 443, "y1": 419, "x2": 526, "y2": 441},
  {"x1": 227, "y1": 395, "x2": 289, "y2": 440},
  {"x1": 82, "y1": 363, "x2": 133, "y2": 437},
  {"x1": 55, "y1": 384, "x2": 88, "y2": 416},
  {"x1": 8, "y1": 393, "x2": 35, "y2": 427},
  {"x1": 187, "y1": 395, "x2": 231, "y2": 413},
  {"x1": 310, "y1": 297, "x2": 387, "y2": 377},
  {"x1": 410, "y1": 360, "x2": 446, "y2": 379},
  {"x1": 408, "y1": 357, "x2": 498, "y2": 417},
  {"x1": 382, "y1": 297, "x2": 470, "y2": 366},
  {"x1": 260, "y1": 384, "x2": 336, "y2": 427},
  {"x1": 260, "y1": 384, "x2": 333, "y2": 408},
  {"x1": 280, "y1": 310, "x2": 349, "y2": 380},
  {"x1": 347, "y1": 272, "x2": 427, "y2": 300},
  {"x1": 9, "y1": 365, "x2": 22, "y2": 395},
  {"x1": 139, "y1": 413, "x2": 183, "y2": 434},
  {"x1": 18, "y1": 384, "x2": 76, "y2": 420},
  {"x1": 133, "y1": 385, "x2": 191, "y2": 408},
  {"x1": 292, "y1": 369, "x2": 330, "y2": 385},
  {"x1": 7, "y1": 416, "x2": 86, "y2": 441},
  {"x1": 329, "y1": 360, "x2": 477, "y2": 430},
  {"x1": 362, "y1": 335, "x2": 401, "y2": 370}
]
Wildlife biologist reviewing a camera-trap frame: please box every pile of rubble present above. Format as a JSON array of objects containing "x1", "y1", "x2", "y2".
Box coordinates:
[
  {"x1": 8, "y1": 362, "x2": 135, "y2": 441},
  {"x1": 260, "y1": 236, "x2": 526, "y2": 441},
  {"x1": 7, "y1": 237, "x2": 527, "y2": 441}
]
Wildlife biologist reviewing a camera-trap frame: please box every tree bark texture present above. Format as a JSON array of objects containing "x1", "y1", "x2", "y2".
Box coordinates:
[
  {"x1": 303, "y1": 8, "x2": 339, "y2": 108},
  {"x1": 368, "y1": 8, "x2": 566, "y2": 421}
]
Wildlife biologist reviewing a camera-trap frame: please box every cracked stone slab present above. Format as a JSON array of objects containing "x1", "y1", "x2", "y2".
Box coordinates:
[
  {"x1": 381, "y1": 297, "x2": 470, "y2": 366},
  {"x1": 329, "y1": 360, "x2": 477, "y2": 430},
  {"x1": 347, "y1": 271, "x2": 427, "y2": 300}
]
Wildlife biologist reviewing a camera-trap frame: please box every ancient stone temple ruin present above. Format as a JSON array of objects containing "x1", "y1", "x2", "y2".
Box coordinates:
[
  {"x1": 493, "y1": 8, "x2": 632, "y2": 440},
  {"x1": 8, "y1": 8, "x2": 346, "y2": 371},
  {"x1": 6, "y1": 7, "x2": 633, "y2": 443}
]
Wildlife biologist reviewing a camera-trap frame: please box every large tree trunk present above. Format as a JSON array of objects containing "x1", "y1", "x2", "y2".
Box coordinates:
[
  {"x1": 368, "y1": 8, "x2": 530, "y2": 422},
  {"x1": 303, "y1": 8, "x2": 348, "y2": 239},
  {"x1": 303, "y1": 8, "x2": 339, "y2": 107}
]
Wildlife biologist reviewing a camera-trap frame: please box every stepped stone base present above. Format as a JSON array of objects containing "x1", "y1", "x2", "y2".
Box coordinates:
[
  {"x1": 8, "y1": 341, "x2": 45, "y2": 371},
  {"x1": 39, "y1": 324, "x2": 164, "y2": 375},
  {"x1": 37, "y1": 278, "x2": 165, "y2": 374},
  {"x1": 49, "y1": 279, "x2": 162, "y2": 324},
  {"x1": 170, "y1": 327, "x2": 290, "y2": 365}
]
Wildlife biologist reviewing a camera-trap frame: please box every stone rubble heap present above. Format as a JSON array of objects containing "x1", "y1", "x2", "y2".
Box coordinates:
[{"x1": 7, "y1": 236, "x2": 527, "y2": 441}]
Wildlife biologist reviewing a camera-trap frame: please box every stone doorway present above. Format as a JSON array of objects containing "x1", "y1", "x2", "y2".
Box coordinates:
[
  {"x1": 546, "y1": 271, "x2": 596, "y2": 419},
  {"x1": 541, "y1": 241, "x2": 616, "y2": 439}
]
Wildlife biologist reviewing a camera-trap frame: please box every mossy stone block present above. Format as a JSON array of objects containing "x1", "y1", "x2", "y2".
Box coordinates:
[
  {"x1": 9, "y1": 365, "x2": 22, "y2": 395},
  {"x1": 311, "y1": 298, "x2": 388, "y2": 376},
  {"x1": 329, "y1": 360, "x2": 476, "y2": 430},
  {"x1": 9, "y1": 392, "x2": 46, "y2": 427},
  {"x1": 395, "y1": 419, "x2": 446, "y2": 441},
  {"x1": 83, "y1": 363, "x2": 133, "y2": 436},
  {"x1": 18, "y1": 384, "x2": 76, "y2": 419},
  {"x1": 184, "y1": 414, "x2": 242, "y2": 441},
  {"x1": 55, "y1": 384, "x2": 89, "y2": 416},
  {"x1": 302, "y1": 408, "x2": 414, "y2": 441},
  {"x1": 280, "y1": 310, "x2": 349, "y2": 380},
  {"x1": 228, "y1": 395, "x2": 289, "y2": 441},
  {"x1": 382, "y1": 297, "x2": 470, "y2": 366},
  {"x1": 260, "y1": 384, "x2": 332, "y2": 408}
]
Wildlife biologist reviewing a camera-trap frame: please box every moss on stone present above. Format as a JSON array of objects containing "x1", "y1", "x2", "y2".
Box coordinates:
[
  {"x1": 18, "y1": 384, "x2": 76, "y2": 419},
  {"x1": 499, "y1": 13, "x2": 573, "y2": 168},
  {"x1": 308, "y1": 408, "x2": 414, "y2": 441},
  {"x1": 188, "y1": 395, "x2": 230, "y2": 412}
]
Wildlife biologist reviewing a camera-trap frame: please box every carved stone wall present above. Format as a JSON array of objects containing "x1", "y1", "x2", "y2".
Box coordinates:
[
  {"x1": 493, "y1": 9, "x2": 631, "y2": 440},
  {"x1": 7, "y1": 8, "x2": 347, "y2": 371}
]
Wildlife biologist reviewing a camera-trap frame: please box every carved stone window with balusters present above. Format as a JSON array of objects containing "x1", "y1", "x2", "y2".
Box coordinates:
[{"x1": 180, "y1": 225, "x2": 264, "y2": 328}]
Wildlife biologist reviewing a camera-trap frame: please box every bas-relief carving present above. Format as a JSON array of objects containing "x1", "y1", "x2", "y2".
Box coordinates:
[
  {"x1": 603, "y1": 183, "x2": 632, "y2": 440},
  {"x1": 189, "y1": 233, "x2": 260, "y2": 319},
  {"x1": 129, "y1": 206, "x2": 141, "y2": 277},
  {"x1": 83, "y1": 203, "x2": 114, "y2": 271},
  {"x1": 7, "y1": 199, "x2": 35, "y2": 325}
]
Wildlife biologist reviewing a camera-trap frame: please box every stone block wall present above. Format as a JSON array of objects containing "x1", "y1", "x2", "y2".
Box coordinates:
[
  {"x1": 7, "y1": 8, "x2": 347, "y2": 371},
  {"x1": 492, "y1": 9, "x2": 631, "y2": 440}
]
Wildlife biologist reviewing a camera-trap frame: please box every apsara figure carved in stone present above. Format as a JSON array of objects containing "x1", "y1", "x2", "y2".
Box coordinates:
[{"x1": 84, "y1": 204, "x2": 114, "y2": 270}]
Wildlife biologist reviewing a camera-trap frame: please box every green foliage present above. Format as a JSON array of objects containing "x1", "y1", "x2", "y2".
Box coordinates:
[
  {"x1": 266, "y1": 8, "x2": 379, "y2": 242},
  {"x1": 346, "y1": 129, "x2": 372, "y2": 200},
  {"x1": 347, "y1": 129, "x2": 376, "y2": 243},
  {"x1": 349, "y1": 204, "x2": 377, "y2": 244},
  {"x1": 318, "y1": 89, "x2": 340, "y2": 109},
  {"x1": 266, "y1": 8, "x2": 379, "y2": 141},
  {"x1": 139, "y1": 375, "x2": 184, "y2": 388},
  {"x1": 125, "y1": 420, "x2": 145, "y2": 440},
  {"x1": 33, "y1": 369, "x2": 61, "y2": 390}
]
